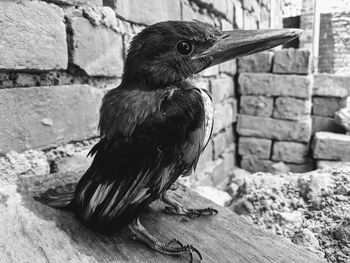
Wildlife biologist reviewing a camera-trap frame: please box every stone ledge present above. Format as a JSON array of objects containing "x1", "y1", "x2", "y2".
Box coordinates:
[{"x1": 313, "y1": 74, "x2": 350, "y2": 98}]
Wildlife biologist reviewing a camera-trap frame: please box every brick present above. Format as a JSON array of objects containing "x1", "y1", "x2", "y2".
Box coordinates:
[
  {"x1": 117, "y1": 0, "x2": 181, "y2": 25},
  {"x1": 0, "y1": 85, "x2": 102, "y2": 153},
  {"x1": 273, "y1": 49, "x2": 311, "y2": 74},
  {"x1": 238, "y1": 73, "x2": 312, "y2": 99},
  {"x1": 213, "y1": 128, "x2": 234, "y2": 159},
  {"x1": 240, "y1": 156, "x2": 290, "y2": 174},
  {"x1": 313, "y1": 132, "x2": 350, "y2": 161},
  {"x1": 273, "y1": 97, "x2": 311, "y2": 121},
  {"x1": 238, "y1": 137, "x2": 272, "y2": 159},
  {"x1": 210, "y1": 78, "x2": 234, "y2": 104},
  {"x1": 240, "y1": 95, "x2": 273, "y2": 116},
  {"x1": 312, "y1": 116, "x2": 345, "y2": 134},
  {"x1": 313, "y1": 74, "x2": 350, "y2": 97},
  {"x1": 287, "y1": 160, "x2": 314, "y2": 173},
  {"x1": 219, "y1": 60, "x2": 237, "y2": 75},
  {"x1": 237, "y1": 52, "x2": 273, "y2": 73},
  {"x1": 312, "y1": 97, "x2": 347, "y2": 117},
  {"x1": 0, "y1": 1, "x2": 67, "y2": 71},
  {"x1": 272, "y1": 141, "x2": 309, "y2": 164},
  {"x1": 70, "y1": 17, "x2": 123, "y2": 77},
  {"x1": 213, "y1": 99, "x2": 237, "y2": 134},
  {"x1": 317, "y1": 160, "x2": 350, "y2": 169},
  {"x1": 237, "y1": 115, "x2": 312, "y2": 142}
]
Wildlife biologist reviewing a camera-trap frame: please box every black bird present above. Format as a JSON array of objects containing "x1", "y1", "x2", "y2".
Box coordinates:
[{"x1": 36, "y1": 21, "x2": 301, "y2": 261}]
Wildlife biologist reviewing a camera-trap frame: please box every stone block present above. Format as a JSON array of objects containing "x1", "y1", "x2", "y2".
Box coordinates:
[
  {"x1": 237, "y1": 115, "x2": 312, "y2": 142},
  {"x1": 0, "y1": 85, "x2": 102, "y2": 153},
  {"x1": 313, "y1": 74, "x2": 350, "y2": 98},
  {"x1": 273, "y1": 97, "x2": 311, "y2": 121},
  {"x1": 287, "y1": 160, "x2": 314, "y2": 173},
  {"x1": 317, "y1": 160, "x2": 350, "y2": 170},
  {"x1": 210, "y1": 78, "x2": 234, "y2": 104},
  {"x1": 213, "y1": 129, "x2": 234, "y2": 159},
  {"x1": 70, "y1": 17, "x2": 124, "y2": 77},
  {"x1": 312, "y1": 97, "x2": 347, "y2": 117},
  {"x1": 213, "y1": 99, "x2": 237, "y2": 134},
  {"x1": 273, "y1": 49, "x2": 311, "y2": 74},
  {"x1": 117, "y1": 0, "x2": 181, "y2": 25},
  {"x1": 272, "y1": 141, "x2": 309, "y2": 164},
  {"x1": 219, "y1": 60, "x2": 237, "y2": 75},
  {"x1": 200, "y1": 65, "x2": 220, "y2": 77},
  {"x1": 240, "y1": 156, "x2": 290, "y2": 174},
  {"x1": 312, "y1": 116, "x2": 345, "y2": 134},
  {"x1": 0, "y1": 1, "x2": 67, "y2": 71},
  {"x1": 240, "y1": 95, "x2": 273, "y2": 116},
  {"x1": 238, "y1": 73, "x2": 312, "y2": 99},
  {"x1": 238, "y1": 137, "x2": 272, "y2": 159},
  {"x1": 237, "y1": 52, "x2": 273, "y2": 72},
  {"x1": 313, "y1": 132, "x2": 350, "y2": 161}
]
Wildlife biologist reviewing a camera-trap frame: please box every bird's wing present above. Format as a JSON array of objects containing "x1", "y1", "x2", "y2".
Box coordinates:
[{"x1": 72, "y1": 85, "x2": 206, "y2": 232}]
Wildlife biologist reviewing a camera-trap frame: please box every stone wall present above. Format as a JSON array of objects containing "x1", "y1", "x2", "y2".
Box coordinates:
[
  {"x1": 318, "y1": 11, "x2": 350, "y2": 74},
  {"x1": 0, "y1": 1, "x2": 281, "y2": 187},
  {"x1": 236, "y1": 48, "x2": 314, "y2": 174}
]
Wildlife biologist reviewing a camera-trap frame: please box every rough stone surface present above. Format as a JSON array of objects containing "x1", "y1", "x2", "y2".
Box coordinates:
[
  {"x1": 312, "y1": 97, "x2": 347, "y2": 117},
  {"x1": 0, "y1": 85, "x2": 102, "y2": 153},
  {"x1": 272, "y1": 141, "x2": 309, "y2": 164},
  {"x1": 237, "y1": 52, "x2": 273, "y2": 72},
  {"x1": 313, "y1": 132, "x2": 350, "y2": 161},
  {"x1": 70, "y1": 17, "x2": 124, "y2": 77},
  {"x1": 0, "y1": 1, "x2": 67, "y2": 71},
  {"x1": 210, "y1": 78, "x2": 234, "y2": 104},
  {"x1": 312, "y1": 116, "x2": 346, "y2": 134},
  {"x1": 240, "y1": 95, "x2": 273, "y2": 116},
  {"x1": 313, "y1": 74, "x2": 350, "y2": 98},
  {"x1": 213, "y1": 99, "x2": 237, "y2": 134},
  {"x1": 219, "y1": 60, "x2": 237, "y2": 75},
  {"x1": 117, "y1": 0, "x2": 181, "y2": 25},
  {"x1": 238, "y1": 137, "x2": 272, "y2": 159},
  {"x1": 240, "y1": 156, "x2": 290, "y2": 174},
  {"x1": 238, "y1": 73, "x2": 312, "y2": 99},
  {"x1": 287, "y1": 160, "x2": 315, "y2": 173},
  {"x1": 273, "y1": 97, "x2": 311, "y2": 121},
  {"x1": 273, "y1": 49, "x2": 311, "y2": 74},
  {"x1": 212, "y1": 131, "x2": 234, "y2": 159},
  {"x1": 237, "y1": 115, "x2": 312, "y2": 142}
]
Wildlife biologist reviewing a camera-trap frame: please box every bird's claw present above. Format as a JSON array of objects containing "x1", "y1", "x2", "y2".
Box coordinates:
[
  {"x1": 186, "y1": 207, "x2": 218, "y2": 217},
  {"x1": 164, "y1": 205, "x2": 218, "y2": 218},
  {"x1": 167, "y1": 241, "x2": 202, "y2": 263}
]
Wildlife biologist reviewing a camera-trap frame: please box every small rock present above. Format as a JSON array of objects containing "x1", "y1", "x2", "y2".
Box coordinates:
[
  {"x1": 335, "y1": 185, "x2": 349, "y2": 196},
  {"x1": 292, "y1": 229, "x2": 320, "y2": 250},
  {"x1": 276, "y1": 211, "x2": 303, "y2": 225},
  {"x1": 230, "y1": 198, "x2": 254, "y2": 215},
  {"x1": 41, "y1": 118, "x2": 53, "y2": 126}
]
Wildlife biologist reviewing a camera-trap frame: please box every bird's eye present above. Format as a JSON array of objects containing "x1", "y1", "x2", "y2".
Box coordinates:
[{"x1": 176, "y1": 40, "x2": 193, "y2": 55}]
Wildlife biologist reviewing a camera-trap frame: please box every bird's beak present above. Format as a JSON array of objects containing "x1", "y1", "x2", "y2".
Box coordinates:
[{"x1": 192, "y1": 28, "x2": 303, "y2": 71}]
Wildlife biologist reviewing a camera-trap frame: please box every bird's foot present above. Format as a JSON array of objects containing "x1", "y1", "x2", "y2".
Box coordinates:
[
  {"x1": 128, "y1": 218, "x2": 202, "y2": 262},
  {"x1": 164, "y1": 205, "x2": 218, "y2": 217},
  {"x1": 162, "y1": 192, "x2": 218, "y2": 217}
]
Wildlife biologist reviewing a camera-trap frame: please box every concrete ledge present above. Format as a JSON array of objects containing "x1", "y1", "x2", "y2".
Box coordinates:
[{"x1": 0, "y1": 172, "x2": 324, "y2": 263}]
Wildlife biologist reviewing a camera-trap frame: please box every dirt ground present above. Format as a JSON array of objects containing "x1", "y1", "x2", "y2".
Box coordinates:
[{"x1": 226, "y1": 167, "x2": 350, "y2": 263}]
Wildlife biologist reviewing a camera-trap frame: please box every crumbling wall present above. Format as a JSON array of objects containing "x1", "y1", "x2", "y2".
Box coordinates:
[{"x1": 0, "y1": 1, "x2": 281, "y2": 188}]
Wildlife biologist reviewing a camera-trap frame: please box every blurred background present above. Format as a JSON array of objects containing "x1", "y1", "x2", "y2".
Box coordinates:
[{"x1": 0, "y1": 1, "x2": 350, "y2": 262}]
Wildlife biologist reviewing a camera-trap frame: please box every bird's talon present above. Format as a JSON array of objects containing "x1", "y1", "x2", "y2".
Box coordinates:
[{"x1": 167, "y1": 238, "x2": 183, "y2": 248}]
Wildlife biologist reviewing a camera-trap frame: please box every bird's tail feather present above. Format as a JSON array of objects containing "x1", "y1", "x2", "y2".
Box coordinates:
[{"x1": 34, "y1": 183, "x2": 77, "y2": 209}]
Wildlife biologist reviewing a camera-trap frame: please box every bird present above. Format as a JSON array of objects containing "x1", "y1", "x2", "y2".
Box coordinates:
[{"x1": 36, "y1": 20, "x2": 302, "y2": 262}]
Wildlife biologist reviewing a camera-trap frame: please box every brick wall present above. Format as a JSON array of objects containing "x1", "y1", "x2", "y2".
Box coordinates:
[
  {"x1": 0, "y1": 1, "x2": 281, "y2": 187},
  {"x1": 318, "y1": 11, "x2": 350, "y2": 74}
]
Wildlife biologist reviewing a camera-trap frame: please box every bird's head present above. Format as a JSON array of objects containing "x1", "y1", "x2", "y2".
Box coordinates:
[{"x1": 122, "y1": 21, "x2": 302, "y2": 87}]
